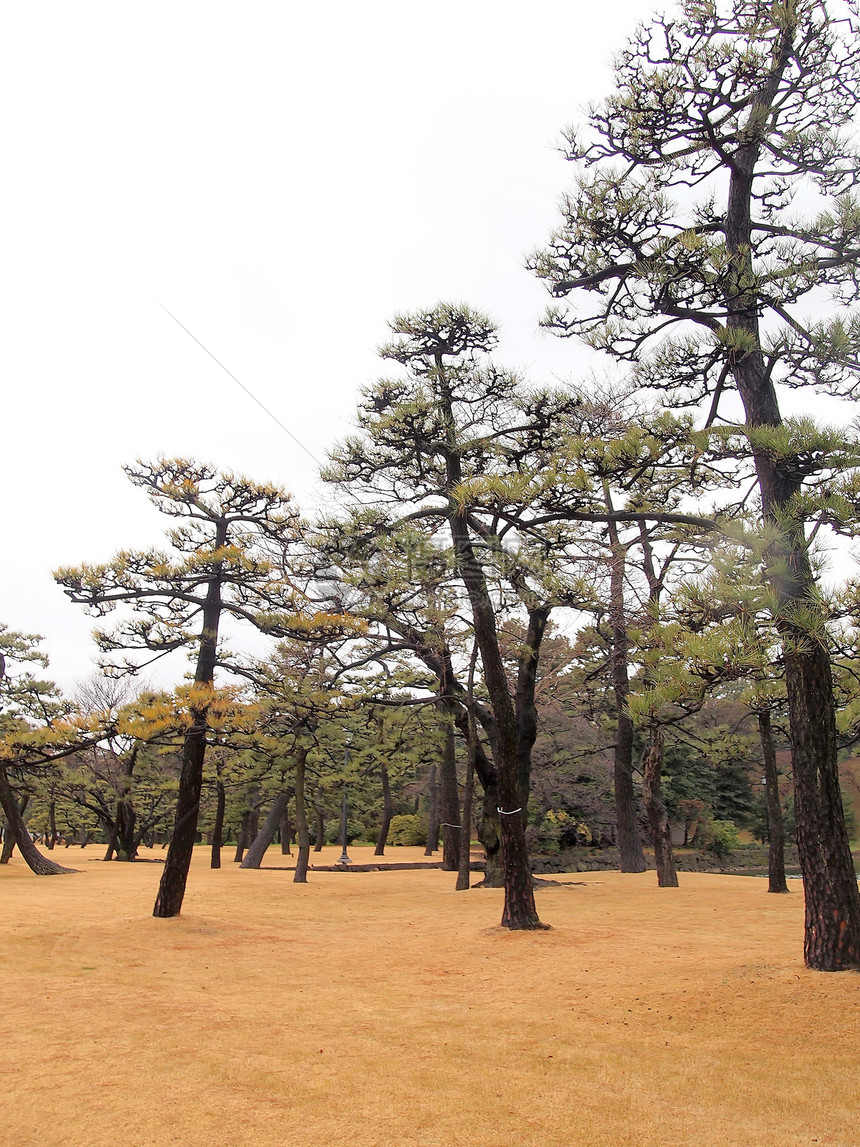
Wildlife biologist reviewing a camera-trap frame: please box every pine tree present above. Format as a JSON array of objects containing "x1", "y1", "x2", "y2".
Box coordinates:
[
  {"x1": 531, "y1": 0, "x2": 860, "y2": 970},
  {"x1": 55, "y1": 458, "x2": 329, "y2": 916}
]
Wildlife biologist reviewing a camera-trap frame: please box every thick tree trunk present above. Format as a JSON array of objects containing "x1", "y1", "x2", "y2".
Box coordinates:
[
  {"x1": 210, "y1": 780, "x2": 225, "y2": 869},
  {"x1": 641, "y1": 726, "x2": 678, "y2": 888},
  {"x1": 103, "y1": 820, "x2": 119, "y2": 862},
  {"x1": 112, "y1": 745, "x2": 139, "y2": 861},
  {"x1": 294, "y1": 750, "x2": 310, "y2": 883},
  {"x1": 477, "y1": 780, "x2": 503, "y2": 887},
  {"x1": 374, "y1": 759, "x2": 393, "y2": 856},
  {"x1": 152, "y1": 722, "x2": 208, "y2": 913},
  {"x1": 786, "y1": 643, "x2": 860, "y2": 968},
  {"x1": 443, "y1": 385, "x2": 543, "y2": 927},
  {"x1": 153, "y1": 524, "x2": 225, "y2": 918},
  {"x1": 0, "y1": 767, "x2": 76, "y2": 875},
  {"x1": 240, "y1": 792, "x2": 289, "y2": 869},
  {"x1": 114, "y1": 800, "x2": 137, "y2": 861},
  {"x1": 723, "y1": 65, "x2": 860, "y2": 968},
  {"x1": 424, "y1": 764, "x2": 439, "y2": 855},
  {"x1": 758, "y1": 711, "x2": 788, "y2": 895},
  {"x1": 614, "y1": 713, "x2": 646, "y2": 872},
  {"x1": 439, "y1": 721, "x2": 461, "y2": 872}
]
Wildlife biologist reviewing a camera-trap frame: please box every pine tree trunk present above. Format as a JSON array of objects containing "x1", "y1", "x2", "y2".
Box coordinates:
[
  {"x1": 115, "y1": 800, "x2": 137, "y2": 861},
  {"x1": 439, "y1": 722, "x2": 461, "y2": 871},
  {"x1": 240, "y1": 792, "x2": 289, "y2": 869},
  {"x1": 1, "y1": 822, "x2": 14, "y2": 863},
  {"x1": 723, "y1": 73, "x2": 860, "y2": 968},
  {"x1": 478, "y1": 784, "x2": 503, "y2": 887},
  {"x1": 374, "y1": 759, "x2": 393, "y2": 856},
  {"x1": 758, "y1": 711, "x2": 788, "y2": 894},
  {"x1": 786, "y1": 643, "x2": 860, "y2": 968},
  {"x1": 153, "y1": 525, "x2": 225, "y2": 918},
  {"x1": 103, "y1": 820, "x2": 119, "y2": 862},
  {"x1": 152, "y1": 723, "x2": 208, "y2": 913},
  {"x1": 233, "y1": 809, "x2": 251, "y2": 864},
  {"x1": 606, "y1": 497, "x2": 647, "y2": 872},
  {"x1": 246, "y1": 800, "x2": 260, "y2": 850},
  {"x1": 424, "y1": 764, "x2": 439, "y2": 855},
  {"x1": 210, "y1": 780, "x2": 225, "y2": 869},
  {"x1": 615, "y1": 713, "x2": 646, "y2": 872},
  {"x1": 294, "y1": 750, "x2": 310, "y2": 884},
  {"x1": 444, "y1": 387, "x2": 543, "y2": 927},
  {"x1": 314, "y1": 786, "x2": 324, "y2": 852},
  {"x1": 0, "y1": 767, "x2": 76, "y2": 876},
  {"x1": 280, "y1": 803, "x2": 292, "y2": 855},
  {"x1": 641, "y1": 726, "x2": 677, "y2": 888},
  {"x1": 456, "y1": 710, "x2": 477, "y2": 891}
]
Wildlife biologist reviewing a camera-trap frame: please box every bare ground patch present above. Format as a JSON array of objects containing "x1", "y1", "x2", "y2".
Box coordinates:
[{"x1": 1, "y1": 845, "x2": 857, "y2": 1146}]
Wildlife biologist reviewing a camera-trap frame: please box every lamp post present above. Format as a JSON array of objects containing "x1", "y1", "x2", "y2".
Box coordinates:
[{"x1": 337, "y1": 736, "x2": 352, "y2": 865}]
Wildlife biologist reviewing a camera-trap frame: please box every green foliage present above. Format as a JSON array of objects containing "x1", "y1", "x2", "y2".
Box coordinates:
[
  {"x1": 323, "y1": 816, "x2": 365, "y2": 846},
  {"x1": 527, "y1": 809, "x2": 593, "y2": 855},
  {"x1": 387, "y1": 814, "x2": 428, "y2": 847},
  {"x1": 703, "y1": 819, "x2": 741, "y2": 859}
]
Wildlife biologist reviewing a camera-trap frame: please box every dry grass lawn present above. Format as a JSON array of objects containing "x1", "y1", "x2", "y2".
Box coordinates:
[{"x1": 1, "y1": 844, "x2": 858, "y2": 1147}]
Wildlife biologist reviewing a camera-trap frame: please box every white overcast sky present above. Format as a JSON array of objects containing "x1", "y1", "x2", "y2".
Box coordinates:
[
  {"x1": 5, "y1": 0, "x2": 842, "y2": 694},
  {"x1": 2, "y1": 0, "x2": 654, "y2": 691}
]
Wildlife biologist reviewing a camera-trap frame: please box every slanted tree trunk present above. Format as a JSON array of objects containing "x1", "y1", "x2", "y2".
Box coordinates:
[
  {"x1": 374, "y1": 758, "x2": 393, "y2": 856},
  {"x1": 294, "y1": 750, "x2": 310, "y2": 883},
  {"x1": 210, "y1": 780, "x2": 225, "y2": 869},
  {"x1": 0, "y1": 767, "x2": 76, "y2": 875},
  {"x1": 641, "y1": 726, "x2": 677, "y2": 888},
  {"x1": 758, "y1": 710, "x2": 788, "y2": 895},
  {"x1": 241, "y1": 792, "x2": 289, "y2": 869},
  {"x1": 103, "y1": 820, "x2": 119, "y2": 862}
]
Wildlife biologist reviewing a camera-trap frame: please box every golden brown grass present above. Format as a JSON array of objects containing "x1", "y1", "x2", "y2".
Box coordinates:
[{"x1": 2, "y1": 845, "x2": 858, "y2": 1147}]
